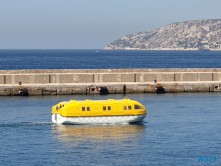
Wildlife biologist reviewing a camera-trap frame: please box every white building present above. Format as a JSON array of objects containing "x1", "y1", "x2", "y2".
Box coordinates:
[{"x1": 216, "y1": 43, "x2": 221, "y2": 49}]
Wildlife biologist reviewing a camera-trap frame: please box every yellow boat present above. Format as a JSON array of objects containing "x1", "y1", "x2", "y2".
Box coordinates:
[{"x1": 52, "y1": 98, "x2": 146, "y2": 124}]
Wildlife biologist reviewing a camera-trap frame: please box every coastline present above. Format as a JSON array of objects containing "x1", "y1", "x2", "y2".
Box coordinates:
[{"x1": 104, "y1": 48, "x2": 221, "y2": 51}]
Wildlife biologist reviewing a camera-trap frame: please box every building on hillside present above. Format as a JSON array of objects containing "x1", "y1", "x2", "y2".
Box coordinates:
[
  {"x1": 215, "y1": 43, "x2": 221, "y2": 50},
  {"x1": 198, "y1": 44, "x2": 209, "y2": 51}
]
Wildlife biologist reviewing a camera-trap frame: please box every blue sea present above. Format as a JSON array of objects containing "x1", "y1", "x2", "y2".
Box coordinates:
[
  {"x1": 0, "y1": 49, "x2": 221, "y2": 69},
  {"x1": 0, "y1": 93, "x2": 220, "y2": 166},
  {"x1": 0, "y1": 50, "x2": 221, "y2": 166}
]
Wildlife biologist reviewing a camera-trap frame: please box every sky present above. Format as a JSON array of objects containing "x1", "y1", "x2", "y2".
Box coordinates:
[{"x1": 0, "y1": 0, "x2": 221, "y2": 49}]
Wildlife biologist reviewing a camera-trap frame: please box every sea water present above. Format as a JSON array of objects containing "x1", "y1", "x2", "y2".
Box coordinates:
[
  {"x1": 0, "y1": 49, "x2": 221, "y2": 69},
  {"x1": 0, "y1": 93, "x2": 220, "y2": 166},
  {"x1": 0, "y1": 50, "x2": 220, "y2": 165}
]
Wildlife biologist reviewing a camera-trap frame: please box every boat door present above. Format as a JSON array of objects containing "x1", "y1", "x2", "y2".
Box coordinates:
[{"x1": 52, "y1": 113, "x2": 57, "y2": 123}]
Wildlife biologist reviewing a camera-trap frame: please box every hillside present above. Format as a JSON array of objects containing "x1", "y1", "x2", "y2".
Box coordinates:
[{"x1": 105, "y1": 19, "x2": 221, "y2": 50}]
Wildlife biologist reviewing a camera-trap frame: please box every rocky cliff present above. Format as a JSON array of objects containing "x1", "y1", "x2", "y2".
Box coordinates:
[{"x1": 105, "y1": 19, "x2": 221, "y2": 50}]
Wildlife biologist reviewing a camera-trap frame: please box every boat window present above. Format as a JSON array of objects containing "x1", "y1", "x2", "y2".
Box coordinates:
[
  {"x1": 124, "y1": 106, "x2": 127, "y2": 110},
  {"x1": 108, "y1": 106, "x2": 111, "y2": 110},
  {"x1": 134, "y1": 105, "x2": 142, "y2": 109},
  {"x1": 56, "y1": 106, "x2": 59, "y2": 111},
  {"x1": 87, "y1": 107, "x2": 90, "y2": 111},
  {"x1": 59, "y1": 104, "x2": 64, "y2": 108},
  {"x1": 103, "y1": 106, "x2": 106, "y2": 111},
  {"x1": 128, "y1": 106, "x2": 132, "y2": 110},
  {"x1": 82, "y1": 107, "x2": 86, "y2": 111}
]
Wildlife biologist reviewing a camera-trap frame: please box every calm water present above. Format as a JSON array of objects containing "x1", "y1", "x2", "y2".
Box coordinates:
[
  {"x1": 0, "y1": 50, "x2": 220, "y2": 165},
  {"x1": 0, "y1": 49, "x2": 221, "y2": 69},
  {"x1": 0, "y1": 93, "x2": 220, "y2": 166}
]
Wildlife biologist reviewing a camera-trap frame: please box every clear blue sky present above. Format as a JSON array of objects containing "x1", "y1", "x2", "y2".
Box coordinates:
[{"x1": 0, "y1": 0, "x2": 221, "y2": 49}]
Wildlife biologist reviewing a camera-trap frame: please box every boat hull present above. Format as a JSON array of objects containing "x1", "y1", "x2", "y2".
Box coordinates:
[{"x1": 52, "y1": 113, "x2": 145, "y2": 125}]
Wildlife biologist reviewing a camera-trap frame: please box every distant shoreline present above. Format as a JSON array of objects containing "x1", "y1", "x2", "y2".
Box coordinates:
[
  {"x1": 104, "y1": 48, "x2": 221, "y2": 51},
  {"x1": 0, "y1": 48, "x2": 220, "y2": 51}
]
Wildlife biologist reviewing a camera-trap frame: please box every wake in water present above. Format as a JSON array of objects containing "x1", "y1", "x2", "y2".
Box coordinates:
[{"x1": 0, "y1": 122, "x2": 53, "y2": 127}]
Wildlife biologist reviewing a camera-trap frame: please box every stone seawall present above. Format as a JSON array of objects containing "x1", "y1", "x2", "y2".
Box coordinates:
[{"x1": 0, "y1": 69, "x2": 221, "y2": 96}]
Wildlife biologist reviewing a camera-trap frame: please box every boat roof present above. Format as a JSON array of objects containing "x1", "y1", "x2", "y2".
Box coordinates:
[{"x1": 59, "y1": 98, "x2": 138, "y2": 105}]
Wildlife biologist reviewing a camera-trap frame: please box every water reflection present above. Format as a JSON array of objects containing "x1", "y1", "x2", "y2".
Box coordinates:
[{"x1": 52, "y1": 124, "x2": 145, "y2": 143}]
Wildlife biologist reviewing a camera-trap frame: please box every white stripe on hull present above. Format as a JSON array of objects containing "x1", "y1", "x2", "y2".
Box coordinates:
[{"x1": 52, "y1": 114, "x2": 145, "y2": 125}]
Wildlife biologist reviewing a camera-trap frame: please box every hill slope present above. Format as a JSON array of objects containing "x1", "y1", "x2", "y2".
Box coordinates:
[{"x1": 105, "y1": 19, "x2": 221, "y2": 50}]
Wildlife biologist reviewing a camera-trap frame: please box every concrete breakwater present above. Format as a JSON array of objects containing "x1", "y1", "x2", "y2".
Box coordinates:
[{"x1": 0, "y1": 69, "x2": 221, "y2": 96}]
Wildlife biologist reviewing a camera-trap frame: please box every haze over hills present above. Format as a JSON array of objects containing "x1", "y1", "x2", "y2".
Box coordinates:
[{"x1": 105, "y1": 19, "x2": 221, "y2": 50}]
